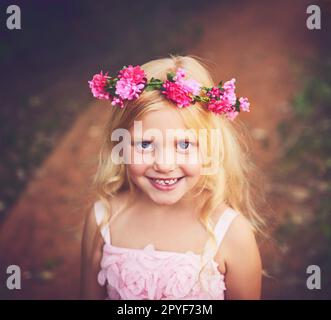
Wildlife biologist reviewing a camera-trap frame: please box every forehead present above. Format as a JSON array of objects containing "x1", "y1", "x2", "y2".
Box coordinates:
[
  {"x1": 142, "y1": 104, "x2": 186, "y2": 130},
  {"x1": 129, "y1": 103, "x2": 197, "y2": 141},
  {"x1": 131, "y1": 103, "x2": 188, "y2": 132}
]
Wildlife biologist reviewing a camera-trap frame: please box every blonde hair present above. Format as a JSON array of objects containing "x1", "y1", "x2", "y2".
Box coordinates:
[{"x1": 92, "y1": 54, "x2": 266, "y2": 297}]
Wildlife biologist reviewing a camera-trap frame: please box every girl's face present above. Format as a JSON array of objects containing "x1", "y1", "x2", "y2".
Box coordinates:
[{"x1": 126, "y1": 103, "x2": 202, "y2": 206}]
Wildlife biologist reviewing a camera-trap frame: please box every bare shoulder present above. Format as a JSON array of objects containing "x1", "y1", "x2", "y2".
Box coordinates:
[
  {"x1": 223, "y1": 212, "x2": 256, "y2": 250},
  {"x1": 80, "y1": 202, "x2": 106, "y2": 299},
  {"x1": 81, "y1": 202, "x2": 103, "y2": 264},
  {"x1": 215, "y1": 209, "x2": 262, "y2": 299},
  {"x1": 213, "y1": 207, "x2": 261, "y2": 269}
]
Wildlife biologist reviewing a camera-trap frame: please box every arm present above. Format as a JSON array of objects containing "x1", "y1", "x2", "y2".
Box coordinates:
[
  {"x1": 80, "y1": 205, "x2": 107, "y2": 300},
  {"x1": 217, "y1": 214, "x2": 262, "y2": 300}
]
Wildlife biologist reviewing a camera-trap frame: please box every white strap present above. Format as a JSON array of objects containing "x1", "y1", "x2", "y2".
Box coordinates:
[
  {"x1": 214, "y1": 208, "x2": 239, "y2": 247},
  {"x1": 94, "y1": 200, "x2": 111, "y2": 244}
]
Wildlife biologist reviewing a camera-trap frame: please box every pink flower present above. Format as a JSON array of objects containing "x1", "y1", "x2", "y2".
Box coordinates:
[
  {"x1": 115, "y1": 80, "x2": 146, "y2": 100},
  {"x1": 162, "y1": 80, "x2": 193, "y2": 108},
  {"x1": 88, "y1": 71, "x2": 111, "y2": 100},
  {"x1": 222, "y1": 90, "x2": 236, "y2": 107},
  {"x1": 207, "y1": 87, "x2": 222, "y2": 98},
  {"x1": 180, "y1": 78, "x2": 201, "y2": 95},
  {"x1": 118, "y1": 65, "x2": 147, "y2": 83},
  {"x1": 115, "y1": 65, "x2": 147, "y2": 100},
  {"x1": 239, "y1": 97, "x2": 250, "y2": 112},
  {"x1": 206, "y1": 80, "x2": 236, "y2": 116},
  {"x1": 206, "y1": 98, "x2": 233, "y2": 115},
  {"x1": 226, "y1": 109, "x2": 239, "y2": 121},
  {"x1": 111, "y1": 97, "x2": 124, "y2": 108},
  {"x1": 173, "y1": 68, "x2": 201, "y2": 96},
  {"x1": 223, "y1": 78, "x2": 236, "y2": 92},
  {"x1": 173, "y1": 68, "x2": 186, "y2": 81},
  {"x1": 115, "y1": 79, "x2": 145, "y2": 100}
]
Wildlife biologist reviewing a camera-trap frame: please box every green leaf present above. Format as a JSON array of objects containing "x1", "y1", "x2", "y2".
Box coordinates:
[
  {"x1": 194, "y1": 95, "x2": 209, "y2": 103},
  {"x1": 108, "y1": 78, "x2": 118, "y2": 86},
  {"x1": 145, "y1": 78, "x2": 163, "y2": 91},
  {"x1": 145, "y1": 85, "x2": 157, "y2": 91},
  {"x1": 235, "y1": 99, "x2": 241, "y2": 112},
  {"x1": 167, "y1": 72, "x2": 175, "y2": 81},
  {"x1": 201, "y1": 86, "x2": 210, "y2": 92}
]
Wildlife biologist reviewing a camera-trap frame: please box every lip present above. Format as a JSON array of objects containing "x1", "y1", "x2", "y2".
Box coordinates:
[{"x1": 147, "y1": 176, "x2": 184, "y2": 191}]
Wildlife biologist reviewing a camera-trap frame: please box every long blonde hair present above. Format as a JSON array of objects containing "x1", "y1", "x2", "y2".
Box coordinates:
[{"x1": 92, "y1": 54, "x2": 266, "y2": 296}]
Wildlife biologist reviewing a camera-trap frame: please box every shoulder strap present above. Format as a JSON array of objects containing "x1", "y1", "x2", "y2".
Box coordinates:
[
  {"x1": 94, "y1": 200, "x2": 111, "y2": 245},
  {"x1": 214, "y1": 208, "x2": 239, "y2": 247}
]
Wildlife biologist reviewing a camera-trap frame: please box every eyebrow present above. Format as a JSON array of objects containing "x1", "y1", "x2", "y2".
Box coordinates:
[
  {"x1": 132, "y1": 137, "x2": 155, "y2": 141},
  {"x1": 131, "y1": 137, "x2": 155, "y2": 146},
  {"x1": 175, "y1": 136, "x2": 197, "y2": 143}
]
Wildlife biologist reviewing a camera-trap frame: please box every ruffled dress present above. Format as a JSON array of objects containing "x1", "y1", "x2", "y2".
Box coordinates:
[{"x1": 94, "y1": 200, "x2": 239, "y2": 300}]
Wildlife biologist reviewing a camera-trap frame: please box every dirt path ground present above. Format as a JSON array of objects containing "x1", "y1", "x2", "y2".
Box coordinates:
[{"x1": 0, "y1": 0, "x2": 315, "y2": 299}]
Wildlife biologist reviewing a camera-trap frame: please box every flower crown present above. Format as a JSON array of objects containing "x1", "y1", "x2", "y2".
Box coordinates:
[{"x1": 88, "y1": 65, "x2": 250, "y2": 121}]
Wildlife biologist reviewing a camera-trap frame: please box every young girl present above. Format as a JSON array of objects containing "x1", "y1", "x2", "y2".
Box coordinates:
[{"x1": 81, "y1": 55, "x2": 264, "y2": 300}]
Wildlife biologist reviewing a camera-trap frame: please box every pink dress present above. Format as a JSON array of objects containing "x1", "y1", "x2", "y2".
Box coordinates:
[{"x1": 94, "y1": 201, "x2": 239, "y2": 300}]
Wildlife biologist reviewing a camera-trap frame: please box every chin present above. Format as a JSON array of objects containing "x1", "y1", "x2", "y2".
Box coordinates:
[{"x1": 148, "y1": 193, "x2": 183, "y2": 206}]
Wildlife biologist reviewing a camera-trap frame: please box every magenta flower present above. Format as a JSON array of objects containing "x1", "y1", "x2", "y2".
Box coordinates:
[
  {"x1": 118, "y1": 65, "x2": 147, "y2": 83},
  {"x1": 206, "y1": 98, "x2": 233, "y2": 115},
  {"x1": 162, "y1": 80, "x2": 193, "y2": 108},
  {"x1": 207, "y1": 87, "x2": 222, "y2": 98},
  {"x1": 115, "y1": 65, "x2": 147, "y2": 100},
  {"x1": 88, "y1": 71, "x2": 111, "y2": 100},
  {"x1": 239, "y1": 97, "x2": 250, "y2": 112}
]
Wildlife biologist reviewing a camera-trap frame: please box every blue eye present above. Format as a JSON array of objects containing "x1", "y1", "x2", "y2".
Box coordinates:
[
  {"x1": 136, "y1": 141, "x2": 154, "y2": 151},
  {"x1": 177, "y1": 141, "x2": 191, "y2": 150}
]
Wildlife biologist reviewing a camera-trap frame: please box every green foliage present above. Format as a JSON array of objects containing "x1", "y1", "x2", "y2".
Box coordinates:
[
  {"x1": 145, "y1": 77, "x2": 163, "y2": 91},
  {"x1": 274, "y1": 57, "x2": 331, "y2": 298},
  {"x1": 166, "y1": 72, "x2": 175, "y2": 82}
]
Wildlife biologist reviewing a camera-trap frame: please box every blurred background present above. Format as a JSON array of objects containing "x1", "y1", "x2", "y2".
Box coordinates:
[{"x1": 0, "y1": 0, "x2": 330, "y2": 299}]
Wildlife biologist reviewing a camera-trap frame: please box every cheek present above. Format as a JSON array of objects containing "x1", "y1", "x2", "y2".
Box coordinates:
[
  {"x1": 127, "y1": 164, "x2": 148, "y2": 179},
  {"x1": 181, "y1": 164, "x2": 201, "y2": 178}
]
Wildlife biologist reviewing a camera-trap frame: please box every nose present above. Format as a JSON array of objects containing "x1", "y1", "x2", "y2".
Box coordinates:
[
  {"x1": 153, "y1": 148, "x2": 176, "y2": 173},
  {"x1": 153, "y1": 162, "x2": 176, "y2": 173}
]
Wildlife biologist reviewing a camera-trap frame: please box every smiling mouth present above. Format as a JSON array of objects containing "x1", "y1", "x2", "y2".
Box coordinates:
[{"x1": 147, "y1": 176, "x2": 184, "y2": 186}]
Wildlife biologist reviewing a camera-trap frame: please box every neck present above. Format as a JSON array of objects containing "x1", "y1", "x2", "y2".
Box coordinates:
[{"x1": 133, "y1": 189, "x2": 206, "y2": 217}]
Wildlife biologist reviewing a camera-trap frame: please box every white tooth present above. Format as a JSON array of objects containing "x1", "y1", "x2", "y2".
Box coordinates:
[{"x1": 153, "y1": 178, "x2": 180, "y2": 186}]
